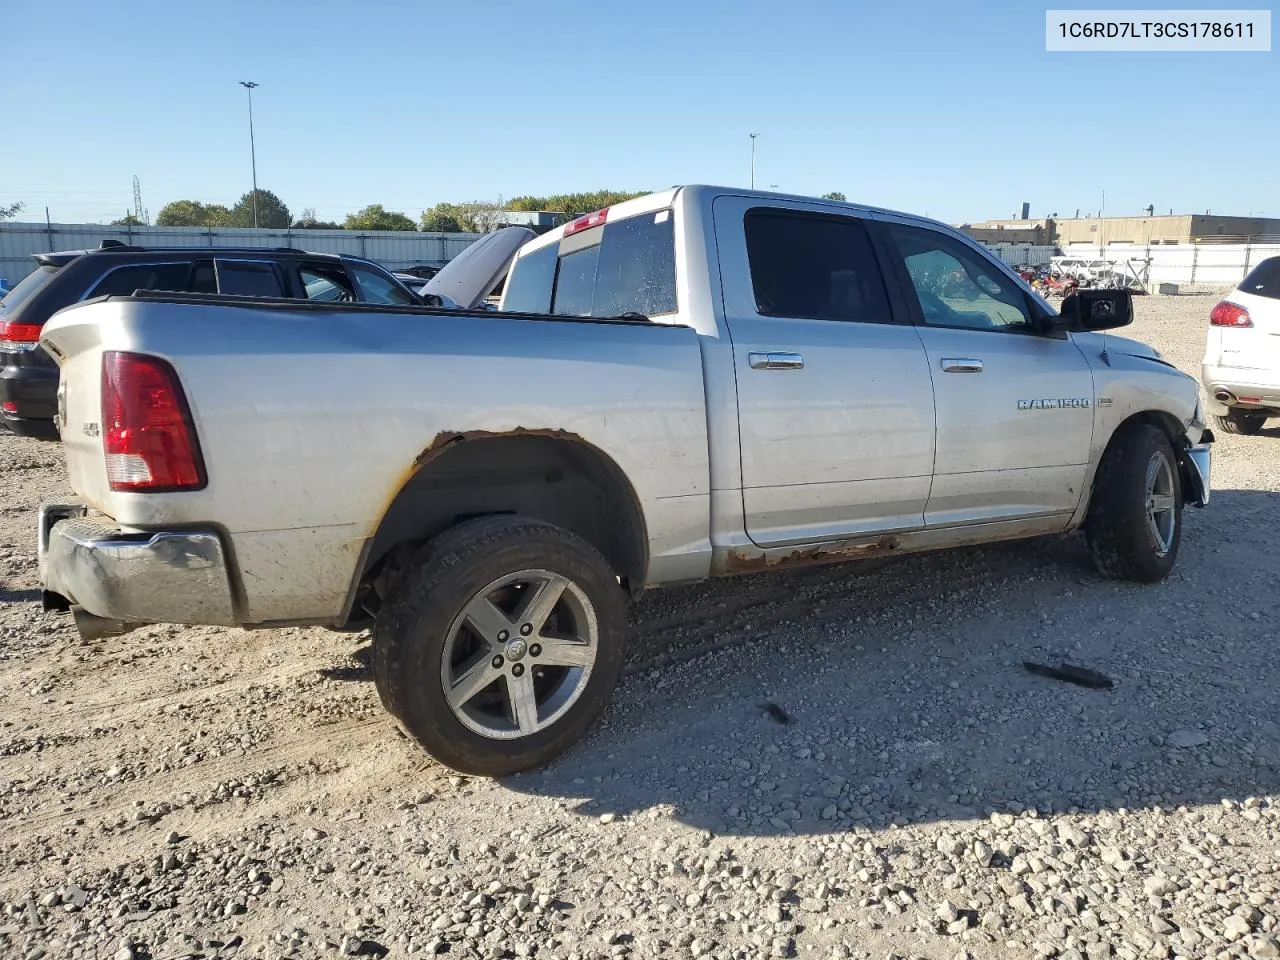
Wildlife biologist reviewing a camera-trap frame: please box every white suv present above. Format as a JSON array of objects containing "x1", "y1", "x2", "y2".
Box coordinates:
[{"x1": 1202, "y1": 256, "x2": 1280, "y2": 435}]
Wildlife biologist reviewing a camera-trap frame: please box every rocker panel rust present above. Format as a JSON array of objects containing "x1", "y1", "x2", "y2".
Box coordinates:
[{"x1": 713, "y1": 535, "x2": 901, "y2": 575}]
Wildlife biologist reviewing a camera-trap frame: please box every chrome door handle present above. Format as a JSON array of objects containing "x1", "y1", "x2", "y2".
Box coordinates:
[
  {"x1": 941, "y1": 357, "x2": 983, "y2": 373},
  {"x1": 748, "y1": 352, "x2": 805, "y2": 370}
]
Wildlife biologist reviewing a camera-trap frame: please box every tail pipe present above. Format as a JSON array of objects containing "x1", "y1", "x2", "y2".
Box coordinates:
[{"x1": 1213, "y1": 388, "x2": 1233, "y2": 404}]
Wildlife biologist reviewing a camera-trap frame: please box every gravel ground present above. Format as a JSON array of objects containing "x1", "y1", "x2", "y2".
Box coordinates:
[{"x1": 2, "y1": 292, "x2": 1279, "y2": 960}]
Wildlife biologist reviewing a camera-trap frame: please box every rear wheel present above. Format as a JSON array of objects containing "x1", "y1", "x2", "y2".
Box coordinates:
[
  {"x1": 1214, "y1": 410, "x2": 1267, "y2": 436},
  {"x1": 1086, "y1": 422, "x2": 1182, "y2": 583},
  {"x1": 373, "y1": 515, "x2": 626, "y2": 776}
]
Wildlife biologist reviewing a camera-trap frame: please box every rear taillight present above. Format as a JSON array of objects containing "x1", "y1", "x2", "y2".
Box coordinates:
[
  {"x1": 563, "y1": 207, "x2": 609, "y2": 236},
  {"x1": 0, "y1": 319, "x2": 43, "y2": 351},
  {"x1": 101, "y1": 351, "x2": 206, "y2": 492},
  {"x1": 1210, "y1": 301, "x2": 1252, "y2": 327}
]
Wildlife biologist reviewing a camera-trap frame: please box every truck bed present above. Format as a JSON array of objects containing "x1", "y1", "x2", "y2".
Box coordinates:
[{"x1": 40, "y1": 292, "x2": 712, "y2": 624}]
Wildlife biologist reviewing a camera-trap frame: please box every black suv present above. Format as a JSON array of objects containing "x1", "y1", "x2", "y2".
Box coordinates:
[{"x1": 0, "y1": 243, "x2": 419, "y2": 439}]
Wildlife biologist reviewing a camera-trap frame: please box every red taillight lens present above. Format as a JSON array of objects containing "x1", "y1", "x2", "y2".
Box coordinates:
[
  {"x1": 1210, "y1": 301, "x2": 1252, "y2": 327},
  {"x1": 563, "y1": 207, "x2": 609, "y2": 236},
  {"x1": 0, "y1": 319, "x2": 43, "y2": 350},
  {"x1": 101, "y1": 351, "x2": 206, "y2": 492}
]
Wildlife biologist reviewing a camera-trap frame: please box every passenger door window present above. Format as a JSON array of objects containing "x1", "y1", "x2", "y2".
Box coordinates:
[
  {"x1": 299, "y1": 264, "x2": 356, "y2": 302},
  {"x1": 743, "y1": 210, "x2": 892, "y2": 323},
  {"x1": 886, "y1": 223, "x2": 1034, "y2": 333},
  {"x1": 347, "y1": 263, "x2": 416, "y2": 305},
  {"x1": 215, "y1": 260, "x2": 285, "y2": 298},
  {"x1": 86, "y1": 262, "x2": 194, "y2": 298}
]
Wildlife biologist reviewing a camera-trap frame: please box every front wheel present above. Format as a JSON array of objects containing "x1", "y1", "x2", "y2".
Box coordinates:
[
  {"x1": 1085, "y1": 423, "x2": 1182, "y2": 583},
  {"x1": 1214, "y1": 410, "x2": 1267, "y2": 436},
  {"x1": 373, "y1": 515, "x2": 626, "y2": 776}
]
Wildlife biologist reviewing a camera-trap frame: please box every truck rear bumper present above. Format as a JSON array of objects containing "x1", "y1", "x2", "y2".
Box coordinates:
[{"x1": 37, "y1": 502, "x2": 237, "y2": 633}]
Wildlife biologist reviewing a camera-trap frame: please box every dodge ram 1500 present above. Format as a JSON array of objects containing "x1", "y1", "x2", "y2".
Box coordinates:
[{"x1": 36, "y1": 185, "x2": 1212, "y2": 774}]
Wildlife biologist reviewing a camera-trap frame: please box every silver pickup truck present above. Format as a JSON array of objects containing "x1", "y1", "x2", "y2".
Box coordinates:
[{"x1": 35, "y1": 185, "x2": 1212, "y2": 775}]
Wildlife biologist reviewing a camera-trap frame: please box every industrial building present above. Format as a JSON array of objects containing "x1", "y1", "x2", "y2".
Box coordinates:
[
  {"x1": 1053, "y1": 214, "x2": 1280, "y2": 245},
  {"x1": 959, "y1": 213, "x2": 1280, "y2": 247}
]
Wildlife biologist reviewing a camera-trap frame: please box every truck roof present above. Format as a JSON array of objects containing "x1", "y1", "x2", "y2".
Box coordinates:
[{"x1": 513, "y1": 184, "x2": 949, "y2": 259}]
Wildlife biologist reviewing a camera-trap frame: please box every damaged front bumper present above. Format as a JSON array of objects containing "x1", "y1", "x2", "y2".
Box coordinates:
[
  {"x1": 37, "y1": 501, "x2": 237, "y2": 638},
  {"x1": 1180, "y1": 437, "x2": 1213, "y2": 508}
]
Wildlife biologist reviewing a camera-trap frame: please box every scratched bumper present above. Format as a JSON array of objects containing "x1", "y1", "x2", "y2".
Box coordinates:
[{"x1": 37, "y1": 502, "x2": 237, "y2": 626}]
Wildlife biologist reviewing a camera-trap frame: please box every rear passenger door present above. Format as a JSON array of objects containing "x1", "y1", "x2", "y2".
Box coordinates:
[{"x1": 713, "y1": 197, "x2": 936, "y2": 547}]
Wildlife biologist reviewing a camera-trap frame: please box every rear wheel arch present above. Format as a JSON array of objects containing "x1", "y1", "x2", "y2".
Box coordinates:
[{"x1": 347, "y1": 433, "x2": 648, "y2": 625}]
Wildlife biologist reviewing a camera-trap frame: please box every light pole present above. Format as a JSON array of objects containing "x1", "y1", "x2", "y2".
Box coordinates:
[
  {"x1": 749, "y1": 133, "x2": 758, "y2": 189},
  {"x1": 239, "y1": 81, "x2": 260, "y2": 228}
]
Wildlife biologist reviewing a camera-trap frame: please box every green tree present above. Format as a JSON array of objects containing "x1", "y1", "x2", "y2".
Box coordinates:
[
  {"x1": 230, "y1": 189, "x2": 291, "y2": 229},
  {"x1": 508, "y1": 190, "x2": 647, "y2": 215},
  {"x1": 0, "y1": 201, "x2": 24, "y2": 221},
  {"x1": 291, "y1": 208, "x2": 341, "y2": 230},
  {"x1": 420, "y1": 212, "x2": 464, "y2": 233},
  {"x1": 418, "y1": 202, "x2": 497, "y2": 234},
  {"x1": 111, "y1": 213, "x2": 144, "y2": 226},
  {"x1": 155, "y1": 200, "x2": 232, "y2": 227},
  {"x1": 344, "y1": 204, "x2": 417, "y2": 231},
  {"x1": 821, "y1": 192, "x2": 847, "y2": 202}
]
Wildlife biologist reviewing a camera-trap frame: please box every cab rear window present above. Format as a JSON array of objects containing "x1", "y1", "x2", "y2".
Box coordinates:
[{"x1": 503, "y1": 210, "x2": 677, "y2": 318}]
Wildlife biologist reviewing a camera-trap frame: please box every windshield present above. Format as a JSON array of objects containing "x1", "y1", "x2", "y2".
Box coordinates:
[{"x1": 0, "y1": 265, "x2": 60, "y2": 315}]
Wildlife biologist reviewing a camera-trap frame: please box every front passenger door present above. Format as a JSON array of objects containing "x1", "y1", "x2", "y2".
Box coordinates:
[{"x1": 880, "y1": 220, "x2": 1095, "y2": 526}]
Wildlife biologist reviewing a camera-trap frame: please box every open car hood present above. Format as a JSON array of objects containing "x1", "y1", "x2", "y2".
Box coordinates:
[{"x1": 422, "y1": 227, "x2": 535, "y2": 309}]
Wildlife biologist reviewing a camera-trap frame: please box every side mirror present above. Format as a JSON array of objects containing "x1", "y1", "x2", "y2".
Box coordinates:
[{"x1": 1058, "y1": 289, "x2": 1133, "y2": 332}]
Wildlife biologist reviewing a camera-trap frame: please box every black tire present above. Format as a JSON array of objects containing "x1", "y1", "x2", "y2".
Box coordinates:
[
  {"x1": 1214, "y1": 410, "x2": 1267, "y2": 436},
  {"x1": 1085, "y1": 422, "x2": 1183, "y2": 583},
  {"x1": 373, "y1": 515, "x2": 626, "y2": 776}
]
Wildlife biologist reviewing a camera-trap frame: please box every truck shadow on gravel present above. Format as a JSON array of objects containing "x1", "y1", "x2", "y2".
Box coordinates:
[
  {"x1": 0, "y1": 584, "x2": 40, "y2": 604},
  {"x1": 502, "y1": 488, "x2": 1280, "y2": 836}
]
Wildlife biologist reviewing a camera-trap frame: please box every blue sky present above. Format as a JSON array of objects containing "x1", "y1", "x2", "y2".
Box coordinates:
[{"x1": 3, "y1": 0, "x2": 1275, "y2": 225}]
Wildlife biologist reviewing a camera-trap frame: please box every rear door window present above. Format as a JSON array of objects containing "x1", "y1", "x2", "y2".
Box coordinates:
[
  {"x1": 216, "y1": 260, "x2": 285, "y2": 297},
  {"x1": 743, "y1": 210, "x2": 892, "y2": 323},
  {"x1": 86, "y1": 262, "x2": 194, "y2": 299},
  {"x1": 545, "y1": 210, "x2": 678, "y2": 318},
  {"x1": 1240, "y1": 256, "x2": 1280, "y2": 300}
]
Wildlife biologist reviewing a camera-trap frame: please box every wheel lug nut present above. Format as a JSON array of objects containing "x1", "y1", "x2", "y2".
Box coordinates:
[
  {"x1": 492, "y1": 655, "x2": 504, "y2": 669},
  {"x1": 512, "y1": 663, "x2": 525, "y2": 677},
  {"x1": 529, "y1": 643, "x2": 541, "y2": 657},
  {"x1": 520, "y1": 623, "x2": 533, "y2": 636},
  {"x1": 497, "y1": 630, "x2": 509, "y2": 642}
]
